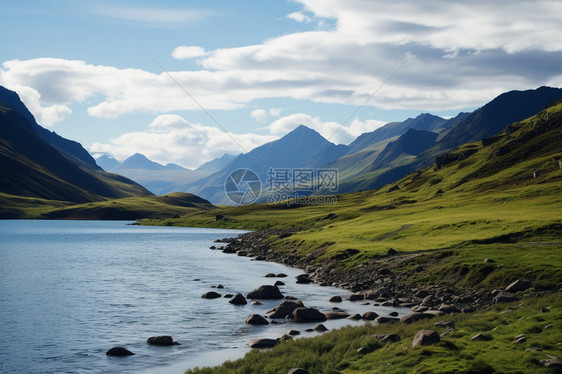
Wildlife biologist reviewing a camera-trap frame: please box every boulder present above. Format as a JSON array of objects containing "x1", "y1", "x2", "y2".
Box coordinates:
[
  {"x1": 265, "y1": 273, "x2": 276, "y2": 278},
  {"x1": 292, "y1": 307, "x2": 327, "y2": 323},
  {"x1": 389, "y1": 311, "x2": 399, "y2": 317},
  {"x1": 375, "y1": 334, "x2": 401, "y2": 343},
  {"x1": 493, "y1": 291, "x2": 517, "y2": 304},
  {"x1": 347, "y1": 313, "x2": 362, "y2": 320},
  {"x1": 438, "y1": 304, "x2": 461, "y2": 314},
  {"x1": 277, "y1": 273, "x2": 288, "y2": 278},
  {"x1": 245, "y1": 314, "x2": 269, "y2": 325},
  {"x1": 251, "y1": 301, "x2": 262, "y2": 306},
  {"x1": 147, "y1": 336, "x2": 180, "y2": 346},
  {"x1": 323, "y1": 311, "x2": 351, "y2": 320},
  {"x1": 246, "y1": 338, "x2": 279, "y2": 349},
  {"x1": 201, "y1": 291, "x2": 221, "y2": 299},
  {"x1": 296, "y1": 274, "x2": 313, "y2": 284},
  {"x1": 314, "y1": 324, "x2": 328, "y2": 332},
  {"x1": 288, "y1": 369, "x2": 309, "y2": 374},
  {"x1": 357, "y1": 346, "x2": 373, "y2": 355},
  {"x1": 505, "y1": 279, "x2": 532, "y2": 293},
  {"x1": 287, "y1": 329, "x2": 301, "y2": 336},
  {"x1": 471, "y1": 333, "x2": 491, "y2": 341},
  {"x1": 400, "y1": 312, "x2": 434, "y2": 324},
  {"x1": 106, "y1": 347, "x2": 135, "y2": 356},
  {"x1": 362, "y1": 311, "x2": 379, "y2": 320},
  {"x1": 266, "y1": 300, "x2": 304, "y2": 318},
  {"x1": 375, "y1": 316, "x2": 400, "y2": 324},
  {"x1": 329, "y1": 296, "x2": 342, "y2": 303},
  {"x1": 412, "y1": 330, "x2": 440, "y2": 346},
  {"x1": 275, "y1": 281, "x2": 286, "y2": 286},
  {"x1": 229, "y1": 293, "x2": 248, "y2": 305},
  {"x1": 434, "y1": 320, "x2": 455, "y2": 330},
  {"x1": 347, "y1": 293, "x2": 365, "y2": 301},
  {"x1": 247, "y1": 285, "x2": 284, "y2": 299}
]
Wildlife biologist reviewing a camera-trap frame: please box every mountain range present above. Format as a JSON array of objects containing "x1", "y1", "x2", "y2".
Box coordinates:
[{"x1": 1, "y1": 84, "x2": 561, "y2": 213}]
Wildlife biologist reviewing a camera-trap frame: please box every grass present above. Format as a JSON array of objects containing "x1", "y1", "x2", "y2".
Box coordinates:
[{"x1": 185, "y1": 294, "x2": 562, "y2": 374}]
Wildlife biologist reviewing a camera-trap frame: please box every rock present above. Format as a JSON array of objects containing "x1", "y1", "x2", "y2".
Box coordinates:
[
  {"x1": 287, "y1": 329, "x2": 300, "y2": 336},
  {"x1": 266, "y1": 300, "x2": 304, "y2": 318},
  {"x1": 292, "y1": 307, "x2": 328, "y2": 323},
  {"x1": 541, "y1": 356, "x2": 561, "y2": 368},
  {"x1": 424, "y1": 310, "x2": 445, "y2": 317},
  {"x1": 412, "y1": 330, "x2": 440, "y2": 346},
  {"x1": 251, "y1": 301, "x2": 262, "y2": 306},
  {"x1": 265, "y1": 273, "x2": 276, "y2": 278},
  {"x1": 147, "y1": 336, "x2": 179, "y2": 346},
  {"x1": 545, "y1": 324, "x2": 553, "y2": 330},
  {"x1": 400, "y1": 312, "x2": 434, "y2": 324},
  {"x1": 246, "y1": 338, "x2": 279, "y2": 349},
  {"x1": 541, "y1": 307, "x2": 550, "y2": 313},
  {"x1": 362, "y1": 311, "x2": 379, "y2": 320},
  {"x1": 247, "y1": 285, "x2": 284, "y2": 299},
  {"x1": 483, "y1": 258, "x2": 495, "y2": 263},
  {"x1": 438, "y1": 304, "x2": 461, "y2": 314},
  {"x1": 254, "y1": 256, "x2": 266, "y2": 261},
  {"x1": 514, "y1": 335, "x2": 527, "y2": 344},
  {"x1": 434, "y1": 320, "x2": 455, "y2": 330},
  {"x1": 106, "y1": 347, "x2": 135, "y2": 356},
  {"x1": 229, "y1": 293, "x2": 248, "y2": 305},
  {"x1": 375, "y1": 316, "x2": 399, "y2": 324},
  {"x1": 505, "y1": 279, "x2": 532, "y2": 293},
  {"x1": 202, "y1": 291, "x2": 221, "y2": 299},
  {"x1": 275, "y1": 280, "x2": 286, "y2": 286},
  {"x1": 347, "y1": 293, "x2": 365, "y2": 301},
  {"x1": 471, "y1": 333, "x2": 491, "y2": 341},
  {"x1": 493, "y1": 291, "x2": 517, "y2": 304},
  {"x1": 209, "y1": 246, "x2": 216, "y2": 249},
  {"x1": 387, "y1": 248, "x2": 398, "y2": 255},
  {"x1": 357, "y1": 346, "x2": 373, "y2": 355},
  {"x1": 211, "y1": 284, "x2": 224, "y2": 289},
  {"x1": 287, "y1": 369, "x2": 309, "y2": 374},
  {"x1": 296, "y1": 274, "x2": 313, "y2": 284},
  {"x1": 329, "y1": 296, "x2": 343, "y2": 303},
  {"x1": 376, "y1": 334, "x2": 401, "y2": 343},
  {"x1": 389, "y1": 311, "x2": 399, "y2": 317},
  {"x1": 245, "y1": 314, "x2": 269, "y2": 325},
  {"x1": 348, "y1": 313, "x2": 362, "y2": 320},
  {"x1": 412, "y1": 305, "x2": 429, "y2": 312},
  {"x1": 277, "y1": 273, "x2": 288, "y2": 278},
  {"x1": 324, "y1": 311, "x2": 351, "y2": 320},
  {"x1": 314, "y1": 324, "x2": 328, "y2": 332},
  {"x1": 415, "y1": 290, "x2": 429, "y2": 298},
  {"x1": 279, "y1": 334, "x2": 293, "y2": 342}
]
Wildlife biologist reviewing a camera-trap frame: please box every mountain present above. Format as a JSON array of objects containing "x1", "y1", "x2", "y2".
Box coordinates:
[
  {"x1": 113, "y1": 153, "x2": 166, "y2": 171},
  {"x1": 338, "y1": 86, "x2": 562, "y2": 193},
  {"x1": 187, "y1": 125, "x2": 347, "y2": 204},
  {"x1": 0, "y1": 103, "x2": 151, "y2": 208},
  {"x1": 347, "y1": 113, "x2": 447, "y2": 154},
  {"x1": 98, "y1": 153, "x2": 212, "y2": 195},
  {"x1": 437, "y1": 86, "x2": 562, "y2": 150},
  {"x1": 0, "y1": 86, "x2": 99, "y2": 168},
  {"x1": 96, "y1": 154, "x2": 120, "y2": 171},
  {"x1": 196, "y1": 153, "x2": 238, "y2": 171},
  {"x1": 366, "y1": 128, "x2": 439, "y2": 172}
]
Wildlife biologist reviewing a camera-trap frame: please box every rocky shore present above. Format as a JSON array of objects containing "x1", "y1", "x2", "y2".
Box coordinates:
[{"x1": 213, "y1": 228, "x2": 540, "y2": 314}]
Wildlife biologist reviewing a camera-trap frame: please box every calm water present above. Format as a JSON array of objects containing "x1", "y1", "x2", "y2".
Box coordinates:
[{"x1": 0, "y1": 220, "x2": 407, "y2": 374}]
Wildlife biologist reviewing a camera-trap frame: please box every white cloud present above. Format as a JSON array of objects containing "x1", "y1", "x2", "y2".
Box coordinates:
[
  {"x1": 1, "y1": 0, "x2": 561, "y2": 128},
  {"x1": 89, "y1": 114, "x2": 277, "y2": 169},
  {"x1": 287, "y1": 11, "x2": 312, "y2": 23},
  {"x1": 251, "y1": 109, "x2": 268, "y2": 123},
  {"x1": 90, "y1": 4, "x2": 209, "y2": 27},
  {"x1": 172, "y1": 46, "x2": 208, "y2": 59}
]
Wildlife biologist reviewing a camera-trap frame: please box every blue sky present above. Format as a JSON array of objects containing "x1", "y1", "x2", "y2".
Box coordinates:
[{"x1": 1, "y1": 0, "x2": 561, "y2": 168}]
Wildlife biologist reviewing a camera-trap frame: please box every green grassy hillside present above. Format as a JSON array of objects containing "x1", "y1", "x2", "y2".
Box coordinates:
[{"x1": 142, "y1": 99, "x2": 562, "y2": 290}]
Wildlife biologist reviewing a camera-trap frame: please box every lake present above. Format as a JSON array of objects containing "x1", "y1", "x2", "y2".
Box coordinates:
[{"x1": 0, "y1": 220, "x2": 407, "y2": 373}]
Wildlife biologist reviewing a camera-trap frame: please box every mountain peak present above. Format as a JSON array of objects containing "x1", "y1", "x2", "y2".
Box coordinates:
[{"x1": 114, "y1": 153, "x2": 164, "y2": 171}]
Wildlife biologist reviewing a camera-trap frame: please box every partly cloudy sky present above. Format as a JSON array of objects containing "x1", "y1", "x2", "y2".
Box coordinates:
[{"x1": 1, "y1": 0, "x2": 561, "y2": 168}]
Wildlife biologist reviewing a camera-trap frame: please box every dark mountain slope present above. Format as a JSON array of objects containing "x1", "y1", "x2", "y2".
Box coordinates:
[
  {"x1": 0, "y1": 103, "x2": 151, "y2": 203},
  {"x1": 0, "y1": 86, "x2": 99, "y2": 168}
]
